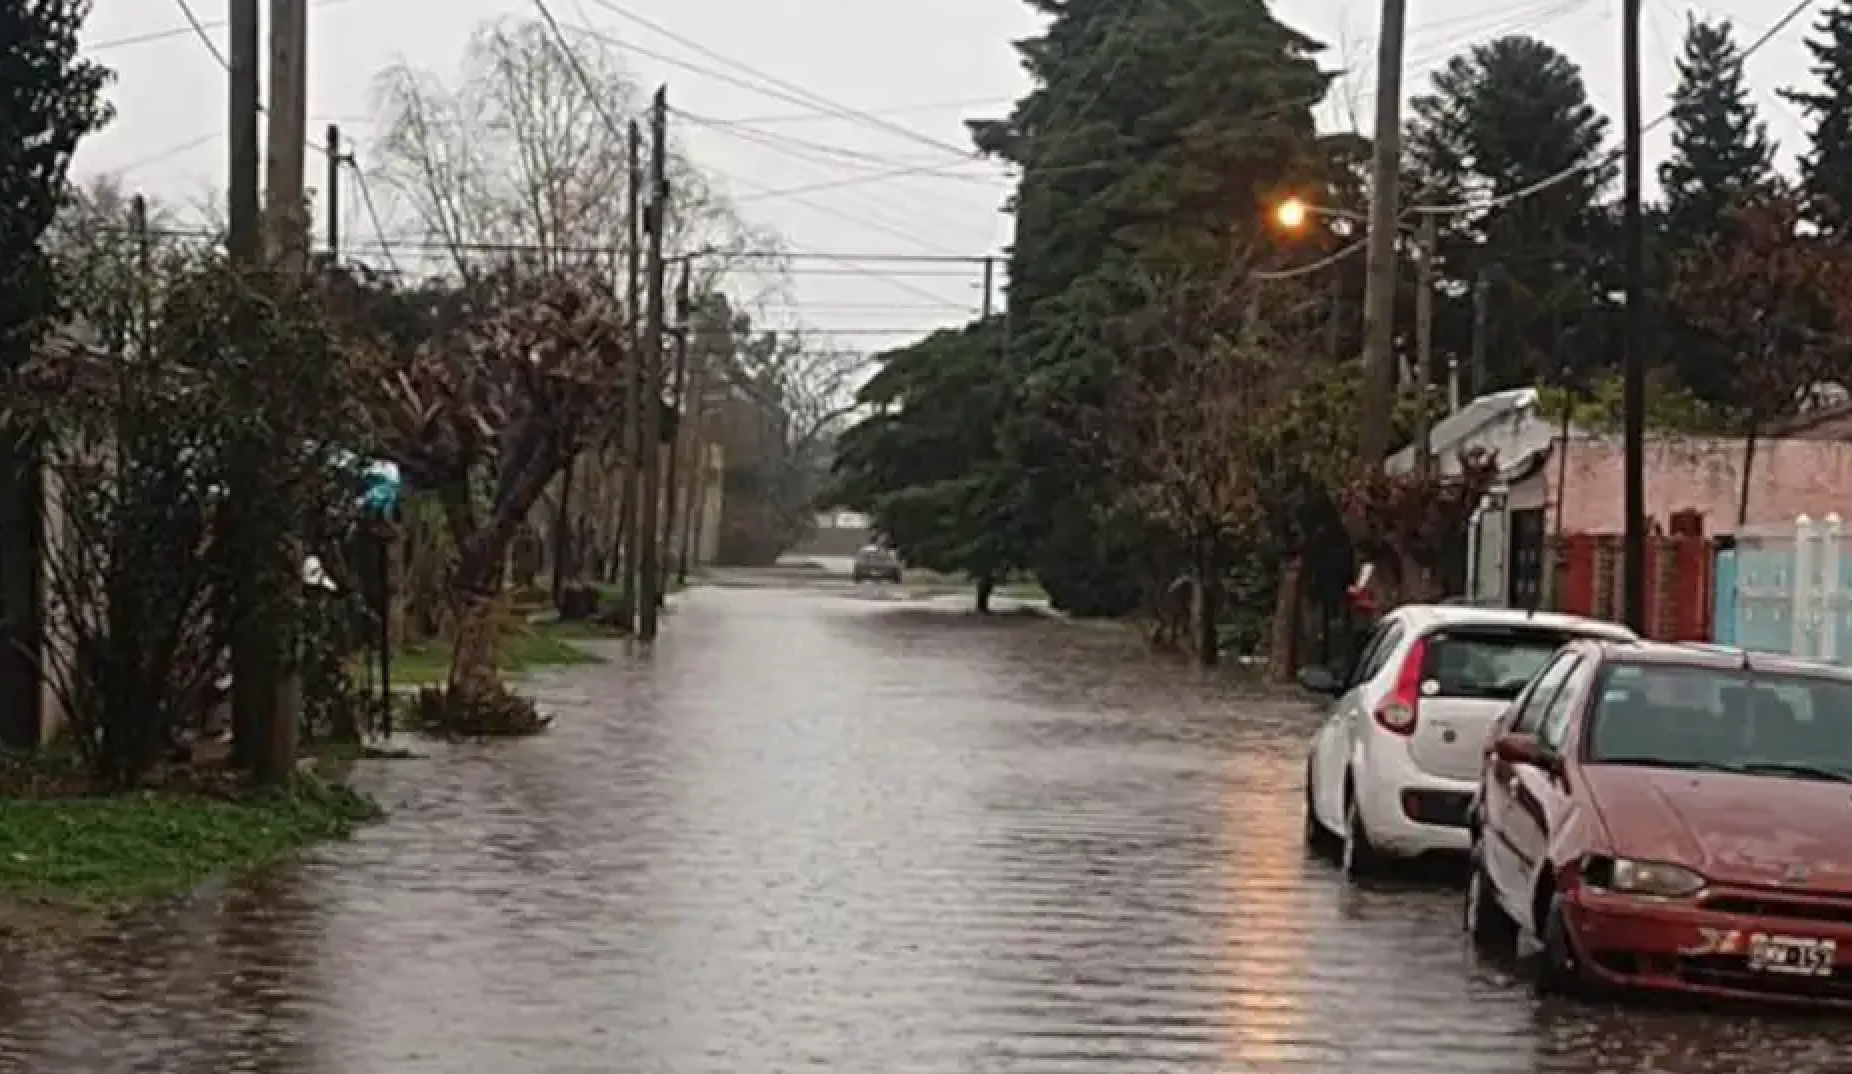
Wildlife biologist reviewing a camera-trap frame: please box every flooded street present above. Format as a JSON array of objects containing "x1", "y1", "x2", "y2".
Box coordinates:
[{"x1": 3, "y1": 582, "x2": 1850, "y2": 1072}]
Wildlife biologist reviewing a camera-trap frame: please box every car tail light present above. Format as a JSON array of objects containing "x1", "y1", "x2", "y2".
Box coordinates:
[{"x1": 1374, "y1": 637, "x2": 1426, "y2": 735}]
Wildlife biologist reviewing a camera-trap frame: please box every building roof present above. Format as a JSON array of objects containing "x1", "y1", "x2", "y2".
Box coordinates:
[{"x1": 1537, "y1": 435, "x2": 1852, "y2": 535}]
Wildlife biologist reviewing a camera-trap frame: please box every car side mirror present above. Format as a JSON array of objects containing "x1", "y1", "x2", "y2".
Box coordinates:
[
  {"x1": 1296, "y1": 665, "x2": 1342, "y2": 696},
  {"x1": 1492, "y1": 732, "x2": 1564, "y2": 775}
]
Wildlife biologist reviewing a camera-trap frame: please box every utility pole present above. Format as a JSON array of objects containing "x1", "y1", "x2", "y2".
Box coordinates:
[
  {"x1": 637, "y1": 88, "x2": 669, "y2": 642},
  {"x1": 1470, "y1": 272, "x2": 1489, "y2": 400},
  {"x1": 325, "y1": 124, "x2": 343, "y2": 258},
  {"x1": 264, "y1": 0, "x2": 307, "y2": 276},
  {"x1": 1414, "y1": 211, "x2": 1436, "y2": 479},
  {"x1": 676, "y1": 294, "x2": 713, "y2": 586},
  {"x1": 1357, "y1": 0, "x2": 1408, "y2": 467},
  {"x1": 658, "y1": 259, "x2": 692, "y2": 601},
  {"x1": 225, "y1": 0, "x2": 265, "y2": 771},
  {"x1": 614, "y1": 120, "x2": 645, "y2": 634},
  {"x1": 258, "y1": 0, "x2": 308, "y2": 786},
  {"x1": 981, "y1": 256, "x2": 995, "y2": 320},
  {"x1": 1621, "y1": 0, "x2": 1647, "y2": 634},
  {"x1": 228, "y1": 0, "x2": 260, "y2": 267}
]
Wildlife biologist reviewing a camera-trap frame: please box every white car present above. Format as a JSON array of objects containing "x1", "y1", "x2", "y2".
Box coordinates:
[{"x1": 1300, "y1": 603, "x2": 1636, "y2": 876}]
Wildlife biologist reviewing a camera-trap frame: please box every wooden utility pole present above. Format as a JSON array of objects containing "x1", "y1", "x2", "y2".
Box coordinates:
[
  {"x1": 1414, "y1": 212, "x2": 1436, "y2": 478},
  {"x1": 325, "y1": 124, "x2": 342, "y2": 258},
  {"x1": 637, "y1": 88, "x2": 669, "y2": 642},
  {"x1": 1621, "y1": 0, "x2": 1647, "y2": 633},
  {"x1": 1357, "y1": 0, "x2": 1408, "y2": 467},
  {"x1": 257, "y1": 0, "x2": 309, "y2": 785},
  {"x1": 225, "y1": 0, "x2": 265, "y2": 769},
  {"x1": 981, "y1": 256, "x2": 995, "y2": 320},
  {"x1": 614, "y1": 120, "x2": 644, "y2": 633},
  {"x1": 658, "y1": 260, "x2": 692, "y2": 600},
  {"x1": 264, "y1": 0, "x2": 308, "y2": 276},
  {"x1": 228, "y1": 0, "x2": 261, "y2": 267}
]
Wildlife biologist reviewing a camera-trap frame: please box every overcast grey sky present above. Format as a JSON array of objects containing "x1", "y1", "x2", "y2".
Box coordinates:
[{"x1": 76, "y1": 0, "x2": 1819, "y2": 353}]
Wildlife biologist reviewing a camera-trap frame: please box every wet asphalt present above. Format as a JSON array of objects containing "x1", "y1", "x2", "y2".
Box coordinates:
[{"x1": 1, "y1": 579, "x2": 1848, "y2": 1072}]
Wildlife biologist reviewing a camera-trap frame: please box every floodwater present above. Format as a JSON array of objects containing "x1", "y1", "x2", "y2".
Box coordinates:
[{"x1": 2, "y1": 582, "x2": 1849, "y2": 1073}]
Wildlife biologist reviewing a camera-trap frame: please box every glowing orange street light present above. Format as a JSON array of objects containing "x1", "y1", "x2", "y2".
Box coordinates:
[{"x1": 1274, "y1": 197, "x2": 1309, "y2": 230}]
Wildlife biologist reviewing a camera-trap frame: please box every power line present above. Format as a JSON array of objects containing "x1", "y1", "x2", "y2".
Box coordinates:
[
  {"x1": 346, "y1": 160, "x2": 401, "y2": 274},
  {"x1": 533, "y1": 0, "x2": 973, "y2": 310},
  {"x1": 117, "y1": 129, "x2": 221, "y2": 172},
  {"x1": 719, "y1": 96, "x2": 1014, "y2": 125},
  {"x1": 168, "y1": 0, "x2": 227, "y2": 69},
  {"x1": 91, "y1": 0, "x2": 364, "y2": 51},
  {"x1": 579, "y1": 0, "x2": 976, "y2": 161}
]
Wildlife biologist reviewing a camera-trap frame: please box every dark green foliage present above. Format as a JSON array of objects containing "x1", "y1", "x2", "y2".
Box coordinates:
[
  {"x1": 0, "y1": 0, "x2": 112, "y2": 751},
  {"x1": 1659, "y1": 17, "x2": 1776, "y2": 403},
  {"x1": 1787, "y1": 2, "x2": 1852, "y2": 235},
  {"x1": 967, "y1": 0, "x2": 1333, "y2": 614},
  {"x1": 1405, "y1": 35, "x2": 1614, "y2": 391},
  {"x1": 829, "y1": 318, "x2": 1030, "y2": 601},
  {"x1": 20, "y1": 238, "x2": 378, "y2": 786},
  {"x1": 1662, "y1": 18, "x2": 1776, "y2": 240},
  {"x1": 0, "y1": 0, "x2": 111, "y2": 361}
]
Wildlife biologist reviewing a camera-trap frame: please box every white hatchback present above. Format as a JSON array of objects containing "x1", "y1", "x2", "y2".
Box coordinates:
[{"x1": 1300, "y1": 603, "x2": 1636, "y2": 876}]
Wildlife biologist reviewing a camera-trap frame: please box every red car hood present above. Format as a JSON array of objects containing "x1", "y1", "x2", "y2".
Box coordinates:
[{"x1": 1584, "y1": 764, "x2": 1852, "y2": 893}]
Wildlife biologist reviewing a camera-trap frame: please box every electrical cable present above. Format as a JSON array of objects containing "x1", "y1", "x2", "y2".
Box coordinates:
[
  {"x1": 92, "y1": 0, "x2": 365, "y2": 51},
  {"x1": 578, "y1": 0, "x2": 976, "y2": 161},
  {"x1": 534, "y1": 0, "x2": 972, "y2": 309},
  {"x1": 168, "y1": 0, "x2": 227, "y2": 70},
  {"x1": 116, "y1": 129, "x2": 221, "y2": 173},
  {"x1": 345, "y1": 159, "x2": 401, "y2": 274}
]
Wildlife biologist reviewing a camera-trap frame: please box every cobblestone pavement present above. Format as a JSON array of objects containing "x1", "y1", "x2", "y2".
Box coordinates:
[{"x1": 2, "y1": 584, "x2": 1848, "y2": 1072}]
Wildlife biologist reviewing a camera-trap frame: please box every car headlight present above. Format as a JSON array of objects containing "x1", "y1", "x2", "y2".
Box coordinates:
[{"x1": 1588, "y1": 856, "x2": 1707, "y2": 898}]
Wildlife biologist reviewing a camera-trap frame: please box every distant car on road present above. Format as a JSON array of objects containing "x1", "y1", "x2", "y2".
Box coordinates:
[
  {"x1": 1467, "y1": 640, "x2": 1852, "y2": 1006},
  {"x1": 850, "y1": 544, "x2": 902, "y2": 584},
  {"x1": 1297, "y1": 603, "x2": 1636, "y2": 876}
]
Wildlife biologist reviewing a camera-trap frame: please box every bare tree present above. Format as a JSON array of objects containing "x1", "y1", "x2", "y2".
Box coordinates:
[
  {"x1": 369, "y1": 16, "x2": 766, "y2": 278},
  {"x1": 336, "y1": 267, "x2": 627, "y2": 730}
]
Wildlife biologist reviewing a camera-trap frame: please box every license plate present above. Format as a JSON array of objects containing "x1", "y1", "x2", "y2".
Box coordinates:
[{"x1": 1748, "y1": 933, "x2": 1837, "y2": 977}]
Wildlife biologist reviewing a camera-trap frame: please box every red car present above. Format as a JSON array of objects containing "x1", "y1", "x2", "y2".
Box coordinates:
[{"x1": 1465, "y1": 638, "x2": 1852, "y2": 1006}]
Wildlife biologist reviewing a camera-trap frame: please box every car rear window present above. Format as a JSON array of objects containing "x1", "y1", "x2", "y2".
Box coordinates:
[
  {"x1": 1419, "y1": 628, "x2": 1580, "y2": 700},
  {"x1": 1586, "y1": 663, "x2": 1852, "y2": 777}
]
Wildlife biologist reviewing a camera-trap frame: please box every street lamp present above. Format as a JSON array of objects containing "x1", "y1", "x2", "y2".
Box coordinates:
[{"x1": 1275, "y1": 197, "x2": 1309, "y2": 230}]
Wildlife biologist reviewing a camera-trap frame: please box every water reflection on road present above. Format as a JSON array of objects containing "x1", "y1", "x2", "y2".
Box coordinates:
[{"x1": 1, "y1": 583, "x2": 1849, "y2": 1072}]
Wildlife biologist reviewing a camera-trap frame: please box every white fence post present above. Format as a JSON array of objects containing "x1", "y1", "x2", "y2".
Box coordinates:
[
  {"x1": 1794, "y1": 514, "x2": 1815, "y2": 659},
  {"x1": 1825, "y1": 514, "x2": 1844, "y2": 663}
]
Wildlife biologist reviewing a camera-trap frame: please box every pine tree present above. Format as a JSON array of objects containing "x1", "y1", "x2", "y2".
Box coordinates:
[
  {"x1": 1785, "y1": 1, "x2": 1852, "y2": 234},
  {"x1": 967, "y1": 0, "x2": 1333, "y2": 614},
  {"x1": 1661, "y1": 16, "x2": 1775, "y2": 404},
  {"x1": 1404, "y1": 36, "x2": 1614, "y2": 391},
  {"x1": 1661, "y1": 17, "x2": 1775, "y2": 241}
]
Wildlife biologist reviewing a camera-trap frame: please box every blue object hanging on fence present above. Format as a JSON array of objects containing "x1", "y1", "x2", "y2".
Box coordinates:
[
  {"x1": 358, "y1": 459, "x2": 402, "y2": 515},
  {"x1": 328, "y1": 449, "x2": 402, "y2": 515}
]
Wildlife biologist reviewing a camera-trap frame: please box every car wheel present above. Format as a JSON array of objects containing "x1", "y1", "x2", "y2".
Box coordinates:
[
  {"x1": 1534, "y1": 892, "x2": 1596, "y2": 997},
  {"x1": 1303, "y1": 759, "x2": 1339, "y2": 857},
  {"x1": 1465, "y1": 839, "x2": 1518, "y2": 954},
  {"x1": 1341, "y1": 780, "x2": 1384, "y2": 879}
]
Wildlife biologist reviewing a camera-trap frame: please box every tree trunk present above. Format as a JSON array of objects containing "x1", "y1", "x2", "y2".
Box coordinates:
[
  {"x1": 1269, "y1": 555, "x2": 1304, "y2": 683},
  {"x1": 1737, "y1": 422, "x2": 1759, "y2": 530},
  {"x1": 446, "y1": 585, "x2": 503, "y2": 708},
  {"x1": 974, "y1": 572, "x2": 995, "y2": 614},
  {"x1": 1195, "y1": 547, "x2": 1221, "y2": 668}
]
